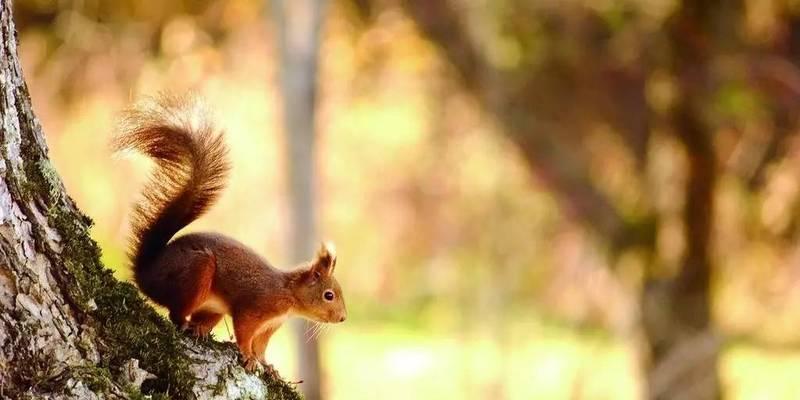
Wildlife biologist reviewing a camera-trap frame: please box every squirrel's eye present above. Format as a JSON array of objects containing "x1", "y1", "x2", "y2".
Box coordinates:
[{"x1": 323, "y1": 290, "x2": 335, "y2": 302}]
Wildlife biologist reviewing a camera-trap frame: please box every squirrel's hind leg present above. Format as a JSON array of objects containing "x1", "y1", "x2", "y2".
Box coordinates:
[
  {"x1": 166, "y1": 249, "x2": 217, "y2": 331},
  {"x1": 188, "y1": 310, "x2": 223, "y2": 337}
]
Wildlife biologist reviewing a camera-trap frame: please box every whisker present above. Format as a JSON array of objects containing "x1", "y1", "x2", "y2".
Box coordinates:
[
  {"x1": 312, "y1": 323, "x2": 326, "y2": 341},
  {"x1": 304, "y1": 321, "x2": 316, "y2": 337},
  {"x1": 311, "y1": 324, "x2": 324, "y2": 341},
  {"x1": 306, "y1": 323, "x2": 322, "y2": 343}
]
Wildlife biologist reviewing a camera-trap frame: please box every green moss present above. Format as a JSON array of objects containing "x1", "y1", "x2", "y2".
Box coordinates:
[
  {"x1": 12, "y1": 137, "x2": 300, "y2": 399},
  {"x1": 11, "y1": 135, "x2": 194, "y2": 396},
  {"x1": 264, "y1": 372, "x2": 303, "y2": 400},
  {"x1": 35, "y1": 159, "x2": 64, "y2": 202},
  {"x1": 8, "y1": 319, "x2": 54, "y2": 391},
  {"x1": 126, "y1": 390, "x2": 151, "y2": 400},
  {"x1": 69, "y1": 365, "x2": 115, "y2": 392}
]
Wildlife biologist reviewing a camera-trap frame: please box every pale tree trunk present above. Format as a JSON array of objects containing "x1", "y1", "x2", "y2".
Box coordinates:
[
  {"x1": 0, "y1": 2, "x2": 300, "y2": 399},
  {"x1": 271, "y1": 1, "x2": 328, "y2": 399}
]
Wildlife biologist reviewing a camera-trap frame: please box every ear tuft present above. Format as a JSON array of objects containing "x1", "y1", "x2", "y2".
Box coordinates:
[
  {"x1": 312, "y1": 241, "x2": 337, "y2": 277},
  {"x1": 318, "y1": 241, "x2": 336, "y2": 264}
]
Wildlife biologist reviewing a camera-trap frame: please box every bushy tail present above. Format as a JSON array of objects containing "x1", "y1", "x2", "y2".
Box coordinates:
[{"x1": 113, "y1": 94, "x2": 230, "y2": 283}]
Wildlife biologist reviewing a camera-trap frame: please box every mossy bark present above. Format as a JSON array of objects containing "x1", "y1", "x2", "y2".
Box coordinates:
[{"x1": 0, "y1": 2, "x2": 301, "y2": 399}]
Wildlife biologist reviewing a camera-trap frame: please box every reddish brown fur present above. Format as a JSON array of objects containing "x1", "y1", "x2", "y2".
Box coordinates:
[
  {"x1": 115, "y1": 95, "x2": 346, "y2": 371},
  {"x1": 188, "y1": 310, "x2": 223, "y2": 337}
]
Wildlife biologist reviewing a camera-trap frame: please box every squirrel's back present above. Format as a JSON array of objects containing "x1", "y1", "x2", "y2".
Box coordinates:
[{"x1": 113, "y1": 95, "x2": 230, "y2": 287}]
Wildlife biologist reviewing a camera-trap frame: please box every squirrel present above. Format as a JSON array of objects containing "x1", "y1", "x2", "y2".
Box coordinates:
[{"x1": 113, "y1": 94, "x2": 346, "y2": 372}]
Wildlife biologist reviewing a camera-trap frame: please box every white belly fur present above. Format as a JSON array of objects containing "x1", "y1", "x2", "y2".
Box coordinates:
[
  {"x1": 256, "y1": 314, "x2": 288, "y2": 335},
  {"x1": 196, "y1": 296, "x2": 288, "y2": 333},
  {"x1": 197, "y1": 294, "x2": 231, "y2": 314}
]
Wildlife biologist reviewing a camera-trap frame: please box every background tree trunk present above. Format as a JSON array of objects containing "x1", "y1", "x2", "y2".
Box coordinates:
[
  {"x1": 0, "y1": 2, "x2": 300, "y2": 398},
  {"x1": 271, "y1": 1, "x2": 328, "y2": 399},
  {"x1": 395, "y1": 0, "x2": 725, "y2": 398}
]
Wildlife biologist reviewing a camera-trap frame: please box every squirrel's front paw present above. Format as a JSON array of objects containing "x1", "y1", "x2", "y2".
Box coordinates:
[
  {"x1": 243, "y1": 356, "x2": 261, "y2": 373},
  {"x1": 187, "y1": 323, "x2": 211, "y2": 339}
]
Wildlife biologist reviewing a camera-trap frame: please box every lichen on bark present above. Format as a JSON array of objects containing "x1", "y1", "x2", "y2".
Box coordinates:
[{"x1": 0, "y1": 1, "x2": 301, "y2": 398}]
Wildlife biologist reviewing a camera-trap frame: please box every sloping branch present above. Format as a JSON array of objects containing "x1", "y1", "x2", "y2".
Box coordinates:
[{"x1": 400, "y1": 0, "x2": 653, "y2": 250}]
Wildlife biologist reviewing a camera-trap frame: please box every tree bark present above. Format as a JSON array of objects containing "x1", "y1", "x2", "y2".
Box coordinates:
[
  {"x1": 641, "y1": 2, "x2": 729, "y2": 399},
  {"x1": 271, "y1": 1, "x2": 328, "y2": 399},
  {"x1": 0, "y1": 2, "x2": 300, "y2": 399}
]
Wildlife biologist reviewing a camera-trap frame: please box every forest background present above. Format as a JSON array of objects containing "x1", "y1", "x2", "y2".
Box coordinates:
[{"x1": 13, "y1": 0, "x2": 800, "y2": 399}]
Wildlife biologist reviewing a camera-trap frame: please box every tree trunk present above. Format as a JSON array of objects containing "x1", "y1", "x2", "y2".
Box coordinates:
[
  {"x1": 642, "y1": 82, "x2": 719, "y2": 400},
  {"x1": 641, "y1": 2, "x2": 727, "y2": 398},
  {"x1": 271, "y1": 1, "x2": 328, "y2": 399},
  {"x1": 0, "y1": 2, "x2": 300, "y2": 398},
  {"x1": 397, "y1": 0, "x2": 724, "y2": 398}
]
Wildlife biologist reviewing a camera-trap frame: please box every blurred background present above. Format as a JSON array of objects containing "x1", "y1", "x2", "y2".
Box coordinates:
[{"x1": 13, "y1": 0, "x2": 800, "y2": 399}]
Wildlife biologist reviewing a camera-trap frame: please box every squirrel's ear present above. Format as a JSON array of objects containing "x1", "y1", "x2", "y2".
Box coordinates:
[{"x1": 312, "y1": 241, "x2": 336, "y2": 277}]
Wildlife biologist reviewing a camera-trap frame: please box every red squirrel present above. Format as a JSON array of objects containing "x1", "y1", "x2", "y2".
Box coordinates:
[{"x1": 114, "y1": 95, "x2": 346, "y2": 372}]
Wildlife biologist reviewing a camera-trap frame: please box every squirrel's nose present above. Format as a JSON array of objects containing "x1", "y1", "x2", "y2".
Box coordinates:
[{"x1": 339, "y1": 315, "x2": 346, "y2": 322}]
